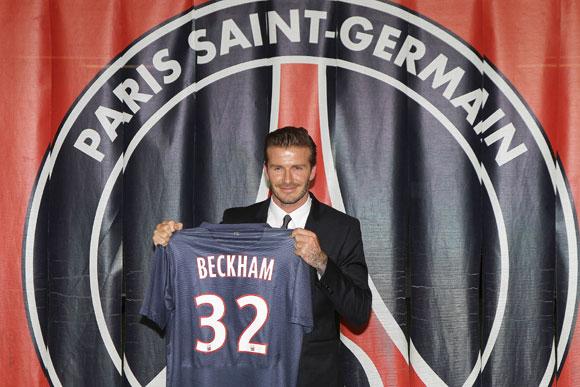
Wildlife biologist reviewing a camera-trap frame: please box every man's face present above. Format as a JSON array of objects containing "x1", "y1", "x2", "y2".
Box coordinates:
[{"x1": 265, "y1": 146, "x2": 316, "y2": 212}]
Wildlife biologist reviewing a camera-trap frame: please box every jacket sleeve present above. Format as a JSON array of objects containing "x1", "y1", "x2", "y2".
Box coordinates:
[{"x1": 318, "y1": 218, "x2": 372, "y2": 328}]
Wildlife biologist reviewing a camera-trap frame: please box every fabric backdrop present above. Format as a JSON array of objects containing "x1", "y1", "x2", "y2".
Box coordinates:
[{"x1": 1, "y1": 1, "x2": 580, "y2": 386}]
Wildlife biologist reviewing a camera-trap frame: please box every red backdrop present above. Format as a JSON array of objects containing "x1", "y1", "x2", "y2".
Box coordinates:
[{"x1": 1, "y1": 1, "x2": 579, "y2": 385}]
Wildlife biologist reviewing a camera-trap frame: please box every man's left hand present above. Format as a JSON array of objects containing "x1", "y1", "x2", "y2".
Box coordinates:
[{"x1": 291, "y1": 228, "x2": 328, "y2": 275}]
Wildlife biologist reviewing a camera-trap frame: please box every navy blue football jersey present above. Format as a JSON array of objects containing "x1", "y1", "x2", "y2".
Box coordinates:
[{"x1": 140, "y1": 223, "x2": 313, "y2": 387}]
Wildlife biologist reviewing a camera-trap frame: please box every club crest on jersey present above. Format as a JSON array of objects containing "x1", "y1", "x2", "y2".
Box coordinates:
[{"x1": 23, "y1": 1, "x2": 578, "y2": 386}]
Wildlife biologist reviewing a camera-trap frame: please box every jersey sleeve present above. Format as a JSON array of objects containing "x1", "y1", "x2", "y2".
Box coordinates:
[
  {"x1": 289, "y1": 257, "x2": 314, "y2": 333},
  {"x1": 140, "y1": 246, "x2": 175, "y2": 330}
]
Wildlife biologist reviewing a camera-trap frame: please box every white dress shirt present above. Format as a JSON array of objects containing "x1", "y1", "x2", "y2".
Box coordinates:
[{"x1": 266, "y1": 194, "x2": 312, "y2": 229}]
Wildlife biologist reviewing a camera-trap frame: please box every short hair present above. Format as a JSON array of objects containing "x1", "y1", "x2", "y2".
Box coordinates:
[{"x1": 264, "y1": 126, "x2": 317, "y2": 167}]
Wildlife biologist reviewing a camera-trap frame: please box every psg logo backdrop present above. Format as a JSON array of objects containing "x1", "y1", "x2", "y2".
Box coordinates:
[{"x1": 1, "y1": 0, "x2": 579, "y2": 386}]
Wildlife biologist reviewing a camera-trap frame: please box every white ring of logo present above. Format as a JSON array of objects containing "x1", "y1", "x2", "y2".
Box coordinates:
[{"x1": 23, "y1": 1, "x2": 577, "y2": 387}]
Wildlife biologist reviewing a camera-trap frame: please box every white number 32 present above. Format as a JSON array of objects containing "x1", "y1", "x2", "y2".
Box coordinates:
[{"x1": 194, "y1": 294, "x2": 269, "y2": 355}]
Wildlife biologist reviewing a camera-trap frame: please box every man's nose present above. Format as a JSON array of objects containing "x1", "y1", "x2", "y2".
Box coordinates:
[{"x1": 283, "y1": 169, "x2": 292, "y2": 183}]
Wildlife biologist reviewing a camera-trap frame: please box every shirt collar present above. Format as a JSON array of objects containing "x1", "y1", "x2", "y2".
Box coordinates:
[{"x1": 267, "y1": 194, "x2": 312, "y2": 229}]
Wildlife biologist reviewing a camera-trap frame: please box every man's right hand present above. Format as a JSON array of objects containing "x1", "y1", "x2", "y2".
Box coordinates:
[{"x1": 152, "y1": 220, "x2": 183, "y2": 246}]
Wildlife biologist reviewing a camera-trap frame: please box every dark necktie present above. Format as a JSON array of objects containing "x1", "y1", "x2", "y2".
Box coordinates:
[{"x1": 281, "y1": 214, "x2": 292, "y2": 229}]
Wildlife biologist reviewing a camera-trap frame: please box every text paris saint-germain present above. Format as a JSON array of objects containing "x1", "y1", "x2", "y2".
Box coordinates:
[{"x1": 74, "y1": 7, "x2": 527, "y2": 167}]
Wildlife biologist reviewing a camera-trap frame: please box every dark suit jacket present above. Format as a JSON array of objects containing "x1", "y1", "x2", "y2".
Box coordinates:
[{"x1": 222, "y1": 194, "x2": 372, "y2": 387}]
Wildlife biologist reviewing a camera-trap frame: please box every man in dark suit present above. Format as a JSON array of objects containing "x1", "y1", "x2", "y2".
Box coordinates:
[{"x1": 153, "y1": 126, "x2": 371, "y2": 386}]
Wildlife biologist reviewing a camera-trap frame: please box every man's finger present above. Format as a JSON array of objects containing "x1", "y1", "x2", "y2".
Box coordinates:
[
  {"x1": 157, "y1": 222, "x2": 170, "y2": 232},
  {"x1": 293, "y1": 235, "x2": 314, "y2": 245},
  {"x1": 155, "y1": 226, "x2": 174, "y2": 243},
  {"x1": 152, "y1": 235, "x2": 167, "y2": 246},
  {"x1": 161, "y1": 220, "x2": 183, "y2": 232},
  {"x1": 291, "y1": 228, "x2": 311, "y2": 237},
  {"x1": 152, "y1": 219, "x2": 181, "y2": 247}
]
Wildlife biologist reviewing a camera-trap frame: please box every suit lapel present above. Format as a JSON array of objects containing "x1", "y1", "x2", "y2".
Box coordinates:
[
  {"x1": 305, "y1": 193, "x2": 323, "y2": 287},
  {"x1": 253, "y1": 198, "x2": 270, "y2": 223},
  {"x1": 305, "y1": 193, "x2": 322, "y2": 234}
]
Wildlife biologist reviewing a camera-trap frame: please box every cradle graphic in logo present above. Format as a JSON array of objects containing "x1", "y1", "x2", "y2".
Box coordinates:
[{"x1": 23, "y1": 1, "x2": 578, "y2": 386}]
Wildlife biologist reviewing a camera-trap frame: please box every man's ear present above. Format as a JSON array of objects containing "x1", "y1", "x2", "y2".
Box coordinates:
[
  {"x1": 263, "y1": 164, "x2": 271, "y2": 187},
  {"x1": 309, "y1": 165, "x2": 317, "y2": 182}
]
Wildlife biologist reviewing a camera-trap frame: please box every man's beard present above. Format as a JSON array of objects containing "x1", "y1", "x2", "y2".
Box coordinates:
[{"x1": 271, "y1": 183, "x2": 309, "y2": 205}]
